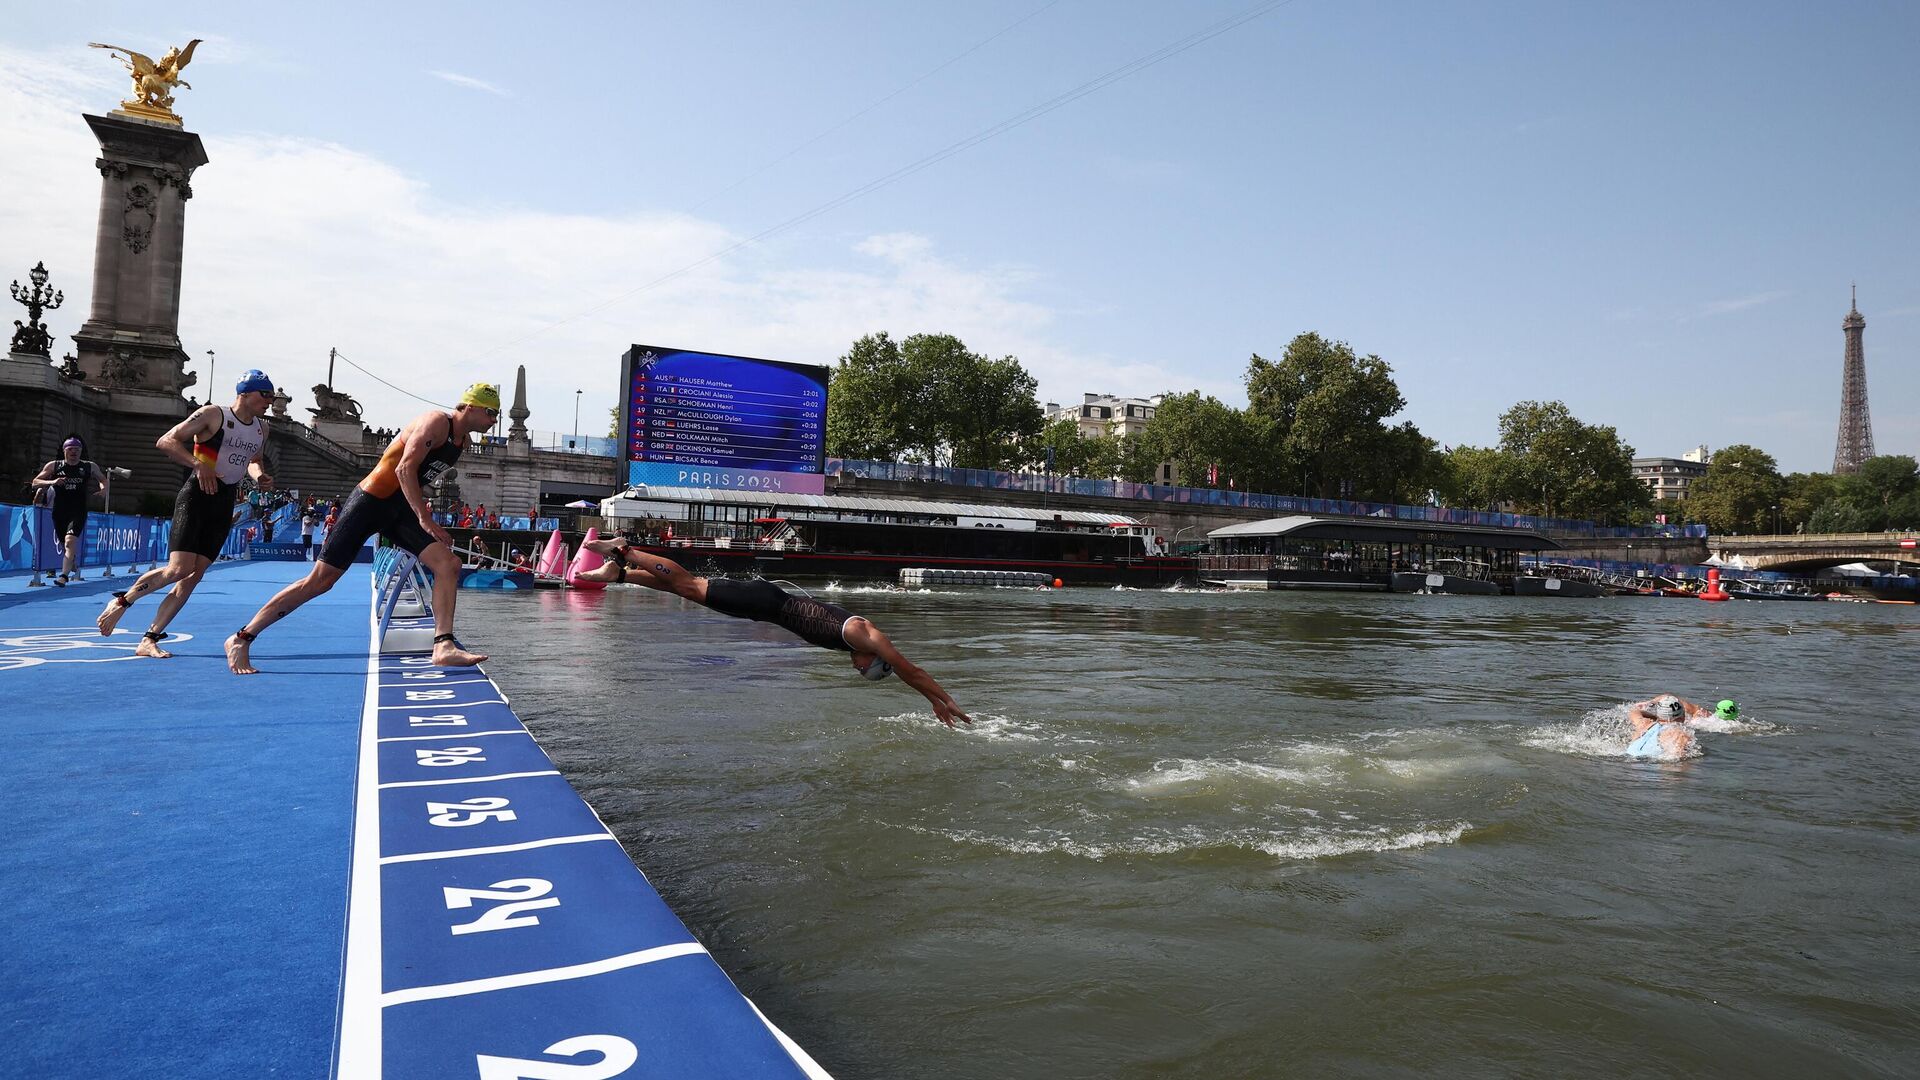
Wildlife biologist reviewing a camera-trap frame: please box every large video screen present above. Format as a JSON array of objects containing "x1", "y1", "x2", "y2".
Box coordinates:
[{"x1": 621, "y1": 344, "x2": 829, "y2": 495}]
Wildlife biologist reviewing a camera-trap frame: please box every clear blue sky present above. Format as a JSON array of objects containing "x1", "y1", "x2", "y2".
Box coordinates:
[{"x1": 4, "y1": 1, "x2": 1914, "y2": 473}]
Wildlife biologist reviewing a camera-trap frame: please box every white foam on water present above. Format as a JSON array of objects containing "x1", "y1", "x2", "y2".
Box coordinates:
[
  {"x1": 1123, "y1": 757, "x2": 1324, "y2": 793},
  {"x1": 1365, "y1": 756, "x2": 1499, "y2": 781},
  {"x1": 1524, "y1": 705, "x2": 1704, "y2": 760},
  {"x1": 878, "y1": 711, "x2": 1047, "y2": 742},
  {"x1": 1685, "y1": 715, "x2": 1784, "y2": 736},
  {"x1": 965, "y1": 714, "x2": 1048, "y2": 742},
  {"x1": 1058, "y1": 758, "x2": 1080, "y2": 770},
  {"x1": 1253, "y1": 822, "x2": 1471, "y2": 860},
  {"x1": 902, "y1": 821, "x2": 1472, "y2": 862}
]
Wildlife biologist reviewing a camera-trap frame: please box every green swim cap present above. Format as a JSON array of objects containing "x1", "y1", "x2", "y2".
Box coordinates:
[{"x1": 1715, "y1": 699, "x2": 1740, "y2": 720}]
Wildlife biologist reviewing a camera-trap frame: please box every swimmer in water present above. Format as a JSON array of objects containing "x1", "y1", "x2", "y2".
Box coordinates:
[
  {"x1": 1632, "y1": 695, "x2": 1741, "y2": 727},
  {"x1": 1624, "y1": 695, "x2": 1715, "y2": 759},
  {"x1": 575, "y1": 537, "x2": 972, "y2": 728}
]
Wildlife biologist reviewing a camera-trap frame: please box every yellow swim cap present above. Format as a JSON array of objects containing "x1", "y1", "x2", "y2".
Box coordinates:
[{"x1": 459, "y1": 382, "x2": 501, "y2": 411}]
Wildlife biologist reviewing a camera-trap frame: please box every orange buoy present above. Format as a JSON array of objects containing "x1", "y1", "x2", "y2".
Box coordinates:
[
  {"x1": 1052, "y1": 578, "x2": 1063, "y2": 588},
  {"x1": 1699, "y1": 566, "x2": 1730, "y2": 602}
]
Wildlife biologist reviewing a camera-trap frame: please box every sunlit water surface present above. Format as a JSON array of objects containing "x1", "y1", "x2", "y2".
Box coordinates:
[{"x1": 463, "y1": 583, "x2": 1920, "y2": 1079}]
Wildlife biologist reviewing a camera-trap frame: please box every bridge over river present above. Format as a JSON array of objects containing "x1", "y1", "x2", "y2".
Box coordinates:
[{"x1": 1711, "y1": 531, "x2": 1920, "y2": 572}]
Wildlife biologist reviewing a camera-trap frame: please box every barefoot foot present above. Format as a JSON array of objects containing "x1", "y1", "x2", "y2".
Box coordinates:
[
  {"x1": 135, "y1": 634, "x2": 173, "y2": 659},
  {"x1": 97, "y1": 593, "x2": 130, "y2": 636},
  {"x1": 433, "y1": 642, "x2": 487, "y2": 667},
  {"x1": 226, "y1": 633, "x2": 259, "y2": 675},
  {"x1": 575, "y1": 561, "x2": 620, "y2": 584},
  {"x1": 581, "y1": 535, "x2": 629, "y2": 557}
]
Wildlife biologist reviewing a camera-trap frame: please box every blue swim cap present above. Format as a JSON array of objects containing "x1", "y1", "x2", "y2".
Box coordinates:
[{"x1": 235, "y1": 369, "x2": 275, "y2": 396}]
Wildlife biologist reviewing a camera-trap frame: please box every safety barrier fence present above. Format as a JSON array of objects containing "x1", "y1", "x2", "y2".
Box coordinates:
[
  {"x1": 430, "y1": 512, "x2": 561, "y2": 532},
  {"x1": 0, "y1": 500, "x2": 259, "y2": 574},
  {"x1": 826, "y1": 458, "x2": 1707, "y2": 539},
  {"x1": 0, "y1": 501, "x2": 172, "y2": 574}
]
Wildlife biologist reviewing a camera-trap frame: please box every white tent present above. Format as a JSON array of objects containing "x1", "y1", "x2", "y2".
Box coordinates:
[{"x1": 1828, "y1": 562, "x2": 1886, "y2": 578}]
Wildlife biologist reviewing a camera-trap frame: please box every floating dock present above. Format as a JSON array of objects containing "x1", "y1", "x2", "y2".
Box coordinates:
[
  {"x1": 899, "y1": 567, "x2": 1052, "y2": 587},
  {"x1": 1, "y1": 558, "x2": 829, "y2": 1078}
]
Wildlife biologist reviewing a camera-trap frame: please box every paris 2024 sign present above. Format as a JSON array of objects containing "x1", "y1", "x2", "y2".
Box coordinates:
[{"x1": 620, "y1": 344, "x2": 829, "y2": 495}]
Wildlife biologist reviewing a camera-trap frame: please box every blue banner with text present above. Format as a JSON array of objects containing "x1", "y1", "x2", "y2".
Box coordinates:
[{"x1": 0, "y1": 502, "x2": 175, "y2": 573}]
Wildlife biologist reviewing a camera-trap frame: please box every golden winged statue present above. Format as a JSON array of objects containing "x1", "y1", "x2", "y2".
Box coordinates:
[{"x1": 88, "y1": 38, "x2": 202, "y2": 123}]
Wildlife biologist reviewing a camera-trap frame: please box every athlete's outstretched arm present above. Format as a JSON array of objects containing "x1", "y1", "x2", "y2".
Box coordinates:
[{"x1": 843, "y1": 618, "x2": 971, "y2": 728}]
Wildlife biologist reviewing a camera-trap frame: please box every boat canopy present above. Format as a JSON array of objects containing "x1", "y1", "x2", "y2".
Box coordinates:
[
  {"x1": 1207, "y1": 514, "x2": 1559, "y2": 551},
  {"x1": 604, "y1": 485, "x2": 1144, "y2": 528}
]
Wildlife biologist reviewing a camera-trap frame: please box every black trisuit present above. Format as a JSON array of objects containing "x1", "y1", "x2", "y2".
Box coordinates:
[
  {"x1": 702, "y1": 577, "x2": 860, "y2": 652},
  {"x1": 172, "y1": 407, "x2": 266, "y2": 560},
  {"x1": 319, "y1": 426, "x2": 464, "y2": 569},
  {"x1": 44, "y1": 459, "x2": 99, "y2": 539}
]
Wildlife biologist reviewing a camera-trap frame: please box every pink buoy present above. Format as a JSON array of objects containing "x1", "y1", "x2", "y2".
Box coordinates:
[
  {"x1": 566, "y1": 526, "x2": 609, "y2": 589},
  {"x1": 536, "y1": 528, "x2": 568, "y2": 580}
]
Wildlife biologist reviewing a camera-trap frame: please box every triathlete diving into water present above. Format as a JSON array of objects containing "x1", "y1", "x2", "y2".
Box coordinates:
[{"x1": 573, "y1": 537, "x2": 972, "y2": 728}]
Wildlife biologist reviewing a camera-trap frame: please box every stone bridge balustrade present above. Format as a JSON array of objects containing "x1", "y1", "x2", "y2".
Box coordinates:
[{"x1": 1711, "y1": 532, "x2": 1920, "y2": 572}]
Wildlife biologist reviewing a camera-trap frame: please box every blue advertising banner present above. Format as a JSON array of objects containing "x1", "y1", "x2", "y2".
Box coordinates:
[{"x1": 0, "y1": 503, "x2": 175, "y2": 573}]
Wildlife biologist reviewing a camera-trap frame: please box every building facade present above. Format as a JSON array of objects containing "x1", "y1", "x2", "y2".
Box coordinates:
[
  {"x1": 1631, "y1": 445, "x2": 1709, "y2": 502},
  {"x1": 1042, "y1": 393, "x2": 1177, "y2": 483}
]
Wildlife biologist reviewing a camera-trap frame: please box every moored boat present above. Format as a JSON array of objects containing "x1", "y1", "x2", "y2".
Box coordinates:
[{"x1": 1513, "y1": 574, "x2": 1606, "y2": 598}]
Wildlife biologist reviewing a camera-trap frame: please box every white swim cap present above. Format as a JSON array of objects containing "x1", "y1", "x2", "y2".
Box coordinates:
[
  {"x1": 859, "y1": 657, "x2": 893, "y2": 682},
  {"x1": 1652, "y1": 695, "x2": 1683, "y2": 720}
]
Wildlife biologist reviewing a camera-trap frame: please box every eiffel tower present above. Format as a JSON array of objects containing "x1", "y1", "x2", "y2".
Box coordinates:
[{"x1": 1832, "y1": 285, "x2": 1875, "y2": 475}]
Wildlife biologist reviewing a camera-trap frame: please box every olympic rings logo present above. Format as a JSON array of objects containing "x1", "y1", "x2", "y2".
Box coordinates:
[{"x1": 0, "y1": 627, "x2": 196, "y2": 671}]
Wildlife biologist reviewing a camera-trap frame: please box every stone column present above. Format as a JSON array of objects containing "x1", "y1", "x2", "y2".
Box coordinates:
[
  {"x1": 67, "y1": 112, "x2": 209, "y2": 503},
  {"x1": 72, "y1": 112, "x2": 208, "y2": 400}
]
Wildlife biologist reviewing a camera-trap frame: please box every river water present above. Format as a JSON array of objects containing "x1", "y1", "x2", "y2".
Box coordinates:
[{"x1": 463, "y1": 583, "x2": 1920, "y2": 1079}]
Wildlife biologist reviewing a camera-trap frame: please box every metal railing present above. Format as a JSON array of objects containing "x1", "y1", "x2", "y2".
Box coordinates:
[{"x1": 828, "y1": 458, "x2": 1706, "y2": 539}]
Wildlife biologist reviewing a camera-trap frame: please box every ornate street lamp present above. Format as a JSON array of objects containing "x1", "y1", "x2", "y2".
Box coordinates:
[{"x1": 9, "y1": 261, "x2": 64, "y2": 356}]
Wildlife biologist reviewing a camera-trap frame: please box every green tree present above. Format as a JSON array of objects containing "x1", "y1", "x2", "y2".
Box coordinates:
[
  {"x1": 825, "y1": 332, "x2": 1043, "y2": 468},
  {"x1": 1838, "y1": 455, "x2": 1919, "y2": 525},
  {"x1": 825, "y1": 332, "x2": 919, "y2": 461},
  {"x1": 1651, "y1": 496, "x2": 1692, "y2": 526},
  {"x1": 1779, "y1": 472, "x2": 1837, "y2": 533},
  {"x1": 1245, "y1": 334, "x2": 1409, "y2": 499},
  {"x1": 1116, "y1": 429, "x2": 1165, "y2": 484},
  {"x1": 1495, "y1": 401, "x2": 1649, "y2": 522},
  {"x1": 1035, "y1": 417, "x2": 1121, "y2": 479},
  {"x1": 1355, "y1": 421, "x2": 1446, "y2": 506},
  {"x1": 939, "y1": 346, "x2": 1043, "y2": 470},
  {"x1": 1808, "y1": 498, "x2": 1877, "y2": 533},
  {"x1": 1439, "y1": 445, "x2": 1516, "y2": 510},
  {"x1": 1688, "y1": 444, "x2": 1783, "y2": 534},
  {"x1": 1132, "y1": 391, "x2": 1256, "y2": 489}
]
